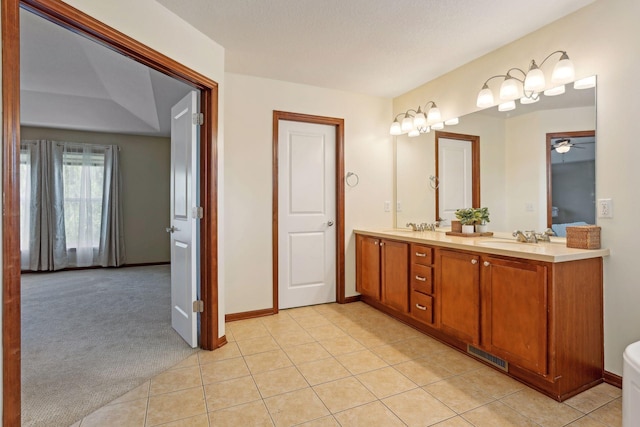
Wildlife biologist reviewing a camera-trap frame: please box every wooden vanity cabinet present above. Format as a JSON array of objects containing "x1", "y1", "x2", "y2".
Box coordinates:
[
  {"x1": 480, "y1": 256, "x2": 548, "y2": 376},
  {"x1": 436, "y1": 249, "x2": 481, "y2": 345},
  {"x1": 410, "y1": 244, "x2": 435, "y2": 324},
  {"x1": 356, "y1": 235, "x2": 381, "y2": 300},
  {"x1": 355, "y1": 235, "x2": 409, "y2": 312}
]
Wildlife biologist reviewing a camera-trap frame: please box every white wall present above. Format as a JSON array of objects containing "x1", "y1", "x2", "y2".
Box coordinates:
[
  {"x1": 224, "y1": 73, "x2": 393, "y2": 314},
  {"x1": 394, "y1": 0, "x2": 640, "y2": 375}
]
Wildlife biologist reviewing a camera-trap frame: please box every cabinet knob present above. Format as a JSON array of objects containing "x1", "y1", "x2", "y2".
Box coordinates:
[
  {"x1": 471, "y1": 259, "x2": 478, "y2": 265},
  {"x1": 380, "y1": 242, "x2": 384, "y2": 246},
  {"x1": 484, "y1": 261, "x2": 490, "y2": 267}
]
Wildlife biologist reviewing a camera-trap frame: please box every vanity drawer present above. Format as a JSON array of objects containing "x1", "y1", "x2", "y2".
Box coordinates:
[
  {"x1": 411, "y1": 264, "x2": 433, "y2": 294},
  {"x1": 411, "y1": 244, "x2": 433, "y2": 266},
  {"x1": 411, "y1": 291, "x2": 433, "y2": 324}
]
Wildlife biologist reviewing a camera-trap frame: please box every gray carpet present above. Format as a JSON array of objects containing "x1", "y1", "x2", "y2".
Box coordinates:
[{"x1": 21, "y1": 265, "x2": 199, "y2": 427}]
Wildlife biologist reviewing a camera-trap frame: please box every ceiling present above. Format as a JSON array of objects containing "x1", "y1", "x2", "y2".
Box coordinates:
[
  {"x1": 20, "y1": 0, "x2": 596, "y2": 136},
  {"x1": 158, "y1": 0, "x2": 595, "y2": 98}
]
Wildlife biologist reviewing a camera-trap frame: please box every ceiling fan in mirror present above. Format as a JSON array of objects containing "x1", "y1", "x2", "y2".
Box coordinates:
[{"x1": 552, "y1": 138, "x2": 584, "y2": 153}]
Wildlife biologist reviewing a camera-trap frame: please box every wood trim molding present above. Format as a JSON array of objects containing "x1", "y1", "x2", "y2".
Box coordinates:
[
  {"x1": 3, "y1": 1, "x2": 220, "y2": 423},
  {"x1": 2, "y1": 0, "x2": 23, "y2": 424},
  {"x1": 272, "y1": 111, "x2": 346, "y2": 312},
  {"x1": 545, "y1": 130, "x2": 596, "y2": 228},
  {"x1": 343, "y1": 295, "x2": 362, "y2": 304},
  {"x1": 434, "y1": 131, "x2": 481, "y2": 220},
  {"x1": 604, "y1": 370, "x2": 623, "y2": 389},
  {"x1": 226, "y1": 308, "x2": 276, "y2": 322}
]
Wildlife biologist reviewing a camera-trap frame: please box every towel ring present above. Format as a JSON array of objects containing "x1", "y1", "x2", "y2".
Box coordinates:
[
  {"x1": 346, "y1": 172, "x2": 359, "y2": 188},
  {"x1": 429, "y1": 175, "x2": 439, "y2": 190}
]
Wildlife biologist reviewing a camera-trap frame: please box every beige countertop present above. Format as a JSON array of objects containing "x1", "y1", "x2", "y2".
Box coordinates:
[{"x1": 354, "y1": 228, "x2": 610, "y2": 263}]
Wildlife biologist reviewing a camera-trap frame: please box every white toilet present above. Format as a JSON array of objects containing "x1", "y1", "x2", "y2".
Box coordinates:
[{"x1": 623, "y1": 341, "x2": 640, "y2": 426}]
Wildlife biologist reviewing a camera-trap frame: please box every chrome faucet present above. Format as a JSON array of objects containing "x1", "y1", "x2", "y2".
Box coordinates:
[{"x1": 406, "y1": 222, "x2": 439, "y2": 232}]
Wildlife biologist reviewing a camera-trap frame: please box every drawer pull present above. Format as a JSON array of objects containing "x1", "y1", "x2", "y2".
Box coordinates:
[
  {"x1": 415, "y1": 303, "x2": 428, "y2": 311},
  {"x1": 415, "y1": 252, "x2": 427, "y2": 257},
  {"x1": 415, "y1": 275, "x2": 427, "y2": 282}
]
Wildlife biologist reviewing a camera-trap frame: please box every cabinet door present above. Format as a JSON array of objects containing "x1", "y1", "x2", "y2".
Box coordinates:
[
  {"x1": 381, "y1": 240, "x2": 409, "y2": 313},
  {"x1": 438, "y1": 249, "x2": 480, "y2": 344},
  {"x1": 482, "y1": 256, "x2": 548, "y2": 375},
  {"x1": 356, "y1": 235, "x2": 381, "y2": 300}
]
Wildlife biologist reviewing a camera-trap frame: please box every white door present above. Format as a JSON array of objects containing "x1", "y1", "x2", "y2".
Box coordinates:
[
  {"x1": 278, "y1": 120, "x2": 336, "y2": 309},
  {"x1": 438, "y1": 138, "x2": 473, "y2": 223},
  {"x1": 168, "y1": 91, "x2": 199, "y2": 347}
]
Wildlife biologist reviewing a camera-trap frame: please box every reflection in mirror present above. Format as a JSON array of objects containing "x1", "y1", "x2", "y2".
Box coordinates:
[
  {"x1": 395, "y1": 78, "x2": 596, "y2": 232},
  {"x1": 547, "y1": 131, "x2": 596, "y2": 236}
]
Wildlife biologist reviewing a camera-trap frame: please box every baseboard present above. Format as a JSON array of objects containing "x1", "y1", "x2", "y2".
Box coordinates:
[
  {"x1": 342, "y1": 295, "x2": 361, "y2": 304},
  {"x1": 21, "y1": 261, "x2": 170, "y2": 274},
  {"x1": 604, "y1": 370, "x2": 622, "y2": 388},
  {"x1": 225, "y1": 308, "x2": 275, "y2": 322},
  {"x1": 214, "y1": 335, "x2": 228, "y2": 349}
]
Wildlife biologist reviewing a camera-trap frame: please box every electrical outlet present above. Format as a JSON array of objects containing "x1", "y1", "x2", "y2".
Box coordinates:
[
  {"x1": 525, "y1": 202, "x2": 534, "y2": 212},
  {"x1": 598, "y1": 198, "x2": 613, "y2": 218},
  {"x1": 384, "y1": 201, "x2": 391, "y2": 212},
  {"x1": 396, "y1": 201, "x2": 402, "y2": 212}
]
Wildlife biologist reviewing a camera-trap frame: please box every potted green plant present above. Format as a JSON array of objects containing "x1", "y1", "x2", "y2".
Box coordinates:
[
  {"x1": 474, "y1": 207, "x2": 490, "y2": 233},
  {"x1": 455, "y1": 208, "x2": 476, "y2": 234}
]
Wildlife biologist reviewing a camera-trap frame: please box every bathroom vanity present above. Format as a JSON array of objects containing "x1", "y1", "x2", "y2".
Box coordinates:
[{"x1": 355, "y1": 229, "x2": 609, "y2": 401}]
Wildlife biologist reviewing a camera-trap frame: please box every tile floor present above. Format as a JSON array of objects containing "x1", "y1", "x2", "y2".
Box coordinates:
[{"x1": 72, "y1": 302, "x2": 622, "y2": 427}]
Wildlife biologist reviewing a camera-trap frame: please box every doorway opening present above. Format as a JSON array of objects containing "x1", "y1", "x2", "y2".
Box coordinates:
[{"x1": 2, "y1": 0, "x2": 220, "y2": 424}]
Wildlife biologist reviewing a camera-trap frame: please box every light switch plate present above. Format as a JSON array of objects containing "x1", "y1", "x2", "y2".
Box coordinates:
[{"x1": 598, "y1": 198, "x2": 613, "y2": 218}]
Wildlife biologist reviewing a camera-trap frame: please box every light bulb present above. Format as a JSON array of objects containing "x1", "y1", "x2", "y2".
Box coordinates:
[
  {"x1": 498, "y1": 100, "x2": 516, "y2": 112},
  {"x1": 476, "y1": 84, "x2": 494, "y2": 108},
  {"x1": 544, "y1": 85, "x2": 565, "y2": 96},
  {"x1": 574, "y1": 76, "x2": 596, "y2": 89},
  {"x1": 389, "y1": 120, "x2": 402, "y2": 136},
  {"x1": 524, "y1": 62, "x2": 546, "y2": 92},
  {"x1": 551, "y1": 52, "x2": 575, "y2": 84},
  {"x1": 401, "y1": 114, "x2": 414, "y2": 132},
  {"x1": 427, "y1": 106, "x2": 441, "y2": 123},
  {"x1": 499, "y1": 76, "x2": 521, "y2": 100}
]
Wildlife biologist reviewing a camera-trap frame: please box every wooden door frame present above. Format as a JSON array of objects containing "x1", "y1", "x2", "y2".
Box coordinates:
[
  {"x1": 545, "y1": 130, "x2": 596, "y2": 228},
  {"x1": 2, "y1": 1, "x2": 221, "y2": 424},
  {"x1": 272, "y1": 111, "x2": 347, "y2": 313},
  {"x1": 434, "y1": 131, "x2": 481, "y2": 219}
]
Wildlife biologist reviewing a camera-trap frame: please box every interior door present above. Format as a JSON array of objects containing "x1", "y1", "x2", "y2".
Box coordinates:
[
  {"x1": 168, "y1": 91, "x2": 199, "y2": 347},
  {"x1": 278, "y1": 120, "x2": 336, "y2": 309},
  {"x1": 436, "y1": 133, "x2": 479, "y2": 223}
]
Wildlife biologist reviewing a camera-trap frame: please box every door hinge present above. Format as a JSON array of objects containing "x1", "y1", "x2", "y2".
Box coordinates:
[
  {"x1": 193, "y1": 300, "x2": 204, "y2": 313},
  {"x1": 192, "y1": 206, "x2": 204, "y2": 219},
  {"x1": 192, "y1": 112, "x2": 204, "y2": 126}
]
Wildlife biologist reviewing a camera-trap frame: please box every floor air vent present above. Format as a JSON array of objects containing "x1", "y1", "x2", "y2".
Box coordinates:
[{"x1": 467, "y1": 345, "x2": 508, "y2": 371}]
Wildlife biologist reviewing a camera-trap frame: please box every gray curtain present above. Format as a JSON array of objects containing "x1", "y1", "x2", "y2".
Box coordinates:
[
  {"x1": 98, "y1": 145, "x2": 125, "y2": 267},
  {"x1": 24, "y1": 140, "x2": 68, "y2": 271}
]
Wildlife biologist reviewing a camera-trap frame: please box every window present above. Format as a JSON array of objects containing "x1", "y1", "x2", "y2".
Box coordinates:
[{"x1": 61, "y1": 146, "x2": 105, "y2": 250}]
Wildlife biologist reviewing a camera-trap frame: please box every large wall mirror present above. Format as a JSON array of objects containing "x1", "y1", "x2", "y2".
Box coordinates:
[{"x1": 395, "y1": 77, "x2": 596, "y2": 233}]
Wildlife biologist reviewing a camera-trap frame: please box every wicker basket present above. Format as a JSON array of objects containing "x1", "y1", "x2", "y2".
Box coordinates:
[{"x1": 566, "y1": 225, "x2": 601, "y2": 249}]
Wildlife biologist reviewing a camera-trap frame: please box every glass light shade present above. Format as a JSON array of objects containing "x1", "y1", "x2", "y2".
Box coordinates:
[
  {"x1": 524, "y1": 67, "x2": 546, "y2": 92},
  {"x1": 499, "y1": 76, "x2": 521, "y2": 100},
  {"x1": 420, "y1": 126, "x2": 431, "y2": 133},
  {"x1": 408, "y1": 128, "x2": 420, "y2": 137},
  {"x1": 401, "y1": 115, "x2": 414, "y2": 132},
  {"x1": 431, "y1": 122, "x2": 444, "y2": 130},
  {"x1": 520, "y1": 95, "x2": 539, "y2": 105},
  {"x1": 444, "y1": 117, "x2": 459, "y2": 125},
  {"x1": 389, "y1": 120, "x2": 402, "y2": 135},
  {"x1": 544, "y1": 85, "x2": 565, "y2": 96},
  {"x1": 574, "y1": 75, "x2": 596, "y2": 89},
  {"x1": 476, "y1": 86, "x2": 494, "y2": 108},
  {"x1": 413, "y1": 111, "x2": 427, "y2": 128},
  {"x1": 427, "y1": 106, "x2": 442, "y2": 123},
  {"x1": 555, "y1": 144, "x2": 571, "y2": 153},
  {"x1": 551, "y1": 55, "x2": 575, "y2": 84},
  {"x1": 498, "y1": 100, "x2": 516, "y2": 112}
]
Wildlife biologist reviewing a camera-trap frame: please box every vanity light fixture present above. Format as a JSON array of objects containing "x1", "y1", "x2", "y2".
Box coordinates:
[
  {"x1": 573, "y1": 75, "x2": 596, "y2": 90},
  {"x1": 476, "y1": 50, "x2": 575, "y2": 110},
  {"x1": 498, "y1": 100, "x2": 516, "y2": 112},
  {"x1": 389, "y1": 100, "x2": 458, "y2": 135},
  {"x1": 543, "y1": 85, "x2": 566, "y2": 97}
]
